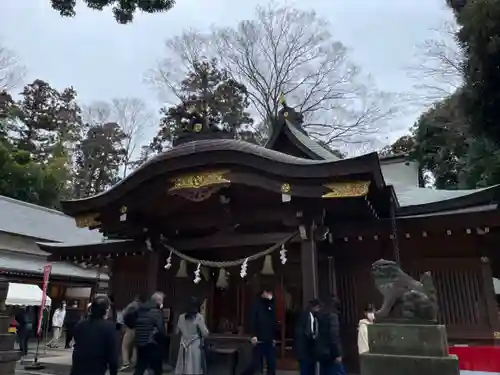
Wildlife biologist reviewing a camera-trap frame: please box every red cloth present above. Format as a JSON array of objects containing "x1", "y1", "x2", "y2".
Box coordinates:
[{"x1": 450, "y1": 346, "x2": 500, "y2": 372}]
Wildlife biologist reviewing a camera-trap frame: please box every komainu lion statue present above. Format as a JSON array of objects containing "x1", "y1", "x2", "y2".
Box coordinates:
[{"x1": 372, "y1": 259, "x2": 438, "y2": 323}]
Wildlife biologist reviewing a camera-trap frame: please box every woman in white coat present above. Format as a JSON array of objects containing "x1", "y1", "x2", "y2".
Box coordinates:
[
  {"x1": 48, "y1": 301, "x2": 66, "y2": 348},
  {"x1": 357, "y1": 305, "x2": 375, "y2": 355}
]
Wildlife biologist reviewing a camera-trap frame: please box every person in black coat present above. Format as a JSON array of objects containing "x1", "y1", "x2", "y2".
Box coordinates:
[
  {"x1": 70, "y1": 295, "x2": 119, "y2": 375},
  {"x1": 131, "y1": 291, "x2": 166, "y2": 375},
  {"x1": 316, "y1": 296, "x2": 346, "y2": 375},
  {"x1": 240, "y1": 286, "x2": 277, "y2": 375},
  {"x1": 15, "y1": 306, "x2": 33, "y2": 362},
  {"x1": 295, "y1": 299, "x2": 321, "y2": 375},
  {"x1": 65, "y1": 301, "x2": 81, "y2": 348}
]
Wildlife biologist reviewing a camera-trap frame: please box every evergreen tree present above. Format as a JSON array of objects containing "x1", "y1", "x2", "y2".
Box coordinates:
[
  {"x1": 50, "y1": 0, "x2": 175, "y2": 24},
  {"x1": 448, "y1": 0, "x2": 500, "y2": 145},
  {"x1": 72, "y1": 122, "x2": 127, "y2": 198},
  {"x1": 0, "y1": 89, "x2": 70, "y2": 207},
  {"x1": 151, "y1": 59, "x2": 253, "y2": 151}
]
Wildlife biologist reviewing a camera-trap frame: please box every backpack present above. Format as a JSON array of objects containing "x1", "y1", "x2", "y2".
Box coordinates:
[{"x1": 123, "y1": 305, "x2": 139, "y2": 329}]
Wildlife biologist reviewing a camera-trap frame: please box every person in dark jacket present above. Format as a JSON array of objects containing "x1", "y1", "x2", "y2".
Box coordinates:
[
  {"x1": 15, "y1": 306, "x2": 32, "y2": 363},
  {"x1": 316, "y1": 296, "x2": 345, "y2": 375},
  {"x1": 132, "y1": 291, "x2": 166, "y2": 375},
  {"x1": 295, "y1": 299, "x2": 321, "y2": 375},
  {"x1": 65, "y1": 301, "x2": 81, "y2": 348},
  {"x1": 120, "y1": 294, "x2": 145, "y2": 371},
  {"x1": 70, "y1": 295, "x2": 119, "y2": 375},
  {"x1": 240, "y1": 286, "x2": 277, "y2": 375}
]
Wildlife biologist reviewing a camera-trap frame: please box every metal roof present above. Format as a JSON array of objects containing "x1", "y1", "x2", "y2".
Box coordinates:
[
  {"x1": 390, "y1": 184, "x2": 498, "y2": 208},
  {"x1": 0, "y1": 253, "x2": 109, "y2": 281},
  {"x1": 0, "y1": 195, "x2": 103, "y2": 243},
  {"x1": 284, "y1": 120, "x2": 341, "y2": 161}
]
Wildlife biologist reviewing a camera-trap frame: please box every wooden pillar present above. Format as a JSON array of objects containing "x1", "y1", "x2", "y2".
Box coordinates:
[
  {"x1": 301, "y1": 222, "x2": 319, "y2": 307},
  {"x1": 480, "y1": 256, "x2": 500, "y2": 335},
  {"x1": 327, "y1": 255, "x2": 338, "y2": 296},
  {"x1": 147, "y1": 252, "x2": 160, "y2": 295}
]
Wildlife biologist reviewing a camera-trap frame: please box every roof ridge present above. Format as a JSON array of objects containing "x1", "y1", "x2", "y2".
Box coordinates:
[{"x1": 0, "y1": 195, "x2": 69, "y2": 218}]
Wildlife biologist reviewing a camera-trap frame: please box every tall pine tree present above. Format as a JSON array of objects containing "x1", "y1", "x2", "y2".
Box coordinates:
[
  {"x1": 151, "y1": 59, "x2": 253, "y2": 151},
  {"x1": 72, "y1": 122, "x2": 127, "y2": 198}
]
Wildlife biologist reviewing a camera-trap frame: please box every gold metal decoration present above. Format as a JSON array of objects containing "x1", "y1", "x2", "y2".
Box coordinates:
[
  {"x1": 169, "y1": 170, "x2": 230, "y2": 192},
  {"x1": 75, "y1": 213, "x2": 100, "y2": 228},
  {"x1": 279, "y1": 93, "x2": 286, "y2": 106},
  {"x1": 281, "y1": 183, "x2": 291, "y2": 194},
  {"x1": 322, "y1": 181, "x2": 371, "y2": 198}
]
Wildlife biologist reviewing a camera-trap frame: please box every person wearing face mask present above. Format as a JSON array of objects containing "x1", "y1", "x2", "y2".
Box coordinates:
[
  {"x1": 357, "y1": 305, "x2": 375, "y2": 355},
  {"x1": 241, "y1": 286, "x2": 277, "y2": 375},
  {"x1": 132, "y1": 291, "x2": 166, "y2": 375},
  {"x1": 295, "y1": 299, "x2": 321, "y2": 375}
]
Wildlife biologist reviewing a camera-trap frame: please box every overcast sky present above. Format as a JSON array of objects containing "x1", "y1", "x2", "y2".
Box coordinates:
[{"x1": 0, "y1": 0, "x2": 455, "y2": 150}]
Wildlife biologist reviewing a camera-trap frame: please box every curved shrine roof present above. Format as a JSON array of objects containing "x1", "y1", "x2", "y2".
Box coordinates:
[
  {"x1": 60, "y1": 138, "x2": 386, "y2": 215},
  {"x1": 59, "y1": 99, "x2": 500, "y2": 218}
]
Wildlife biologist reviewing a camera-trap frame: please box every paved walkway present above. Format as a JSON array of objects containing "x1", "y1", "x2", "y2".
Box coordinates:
[{"x1": 14, "y1": 342, "x2": 301, "y2": 375}]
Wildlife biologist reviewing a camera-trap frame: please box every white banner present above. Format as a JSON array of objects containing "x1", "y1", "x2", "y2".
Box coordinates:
[{"x1": 461, "y1": 371, "x2": 500, "y2": 375}]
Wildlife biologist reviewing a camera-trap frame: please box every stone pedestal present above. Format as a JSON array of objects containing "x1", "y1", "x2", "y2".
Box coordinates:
[
  {"x1": 360, "y1": 324, "x2": 459, "y2": 375},
  {"x1": 0, "y1": 279, "x2": 21, "y2": 375}
]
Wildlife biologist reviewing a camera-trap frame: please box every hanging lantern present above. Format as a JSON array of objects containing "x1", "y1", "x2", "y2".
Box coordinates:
[
  {"x1": 279, "y1": 244, "x2": 288, "y2": 265},
  {"x1": 164, "y1": 251, "x2": 173, "y2": 270},
  {"x1": 120, "y1": 206, "x2": 128, "y2": 222},
  {"x1": 176, "y1": 260, "x2": 188, "y2": 278},
  {"x1": 261, "y1": 255, "x2": 275, "y2": 275},
  {"x1": 193, "y1": 263, "x2": 202, "y2": 284},
  {"x1": 201, "y1": 267, "x2": 210, "y2": 281},
  {"x1": 216, "y1": 268, "x2": 229, "y2": 289}
]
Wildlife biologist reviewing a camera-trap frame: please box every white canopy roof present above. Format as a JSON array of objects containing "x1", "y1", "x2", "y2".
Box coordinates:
[{"x1": 6, "y1": 283, "x2": 52, "y2": 307}]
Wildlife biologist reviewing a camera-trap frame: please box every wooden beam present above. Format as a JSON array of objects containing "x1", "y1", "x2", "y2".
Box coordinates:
[
  {"x1": 301, "y1": 222, "x2": 318, "y2": 307},
  {"x1": 330, "y1": 209, "x2": 500, "y2": 239},
  {"x1": 168, "y1": 206, "x2": 300, "y2": 231},
  {"x1": 170, "y1": 232, "x2": 299, "y2": 251}
]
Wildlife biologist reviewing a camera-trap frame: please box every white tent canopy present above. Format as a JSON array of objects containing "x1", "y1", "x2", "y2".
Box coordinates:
[{"x1": 6, "y1": 283, "x2": 51, "y2": 307}]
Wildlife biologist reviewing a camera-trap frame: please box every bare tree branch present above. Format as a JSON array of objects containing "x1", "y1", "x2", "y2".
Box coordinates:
[
  {"x1": 0, "y1": 43, "x2": 26, "y2": 91},
  {"x1": 83, "y1": 98, "x2": 153, "y2": 177},
  {"x1": 407, "y1": 20, "x2": 464, "y2": 104},
  {"x1": 147, "y1": 2, "x2": 399, "y2": 146}
]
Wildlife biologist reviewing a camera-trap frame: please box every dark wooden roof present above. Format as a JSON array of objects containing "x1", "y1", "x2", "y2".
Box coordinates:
[{"x1": 60, "y1": 139, "x2": 386, "y2": 216}]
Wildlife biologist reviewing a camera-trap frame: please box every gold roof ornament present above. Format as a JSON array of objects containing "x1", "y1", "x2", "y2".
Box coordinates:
[
  {"x1": 169, "y1": 170, "x2": 230, "y2": 191},
  {"x1": 279, "y1": 93, "x2": 287, "y2": 107},
  {"x1": 75, "y1": 213, "x2": 100, "y2": 228},
  {"x1": 322, "y1": 181, "x2": 371, "y2": 198}
]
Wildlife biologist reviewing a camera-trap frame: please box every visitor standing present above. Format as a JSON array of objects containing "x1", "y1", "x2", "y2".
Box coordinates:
[
  {"x1": 357, "y1": 305, "x2": 375, "y2": 355},
  {"x1": 48, "y1": 301, "x2": 66, "y2": 348},
  {"x1": 317, "y1": 296, "x2": 345, "y2": 375},
  {"x1": 65, "y1": 301, "x2": 81, "y2": 349},
  {"x1": 240, "y1": 286, "x2": 277, "y2": 375},
  {"x1": 70, "y1": 295, "x2": 119, "y2": 375},
  {"x1": 174, "y1": 297, "x2": 209, "y2": 375},
  {"x1": 15, "y1": 306, "x2": 32, "y2": 363},
  {"x1": 131, "y1": 291, "x2": 166, "y2": 375},
  {"x1": 295, "y1": 299, "x2": 321, "y2": 375},
  {"x1": 120, "y1": 294, "x2": 144, "y2": 371}
]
